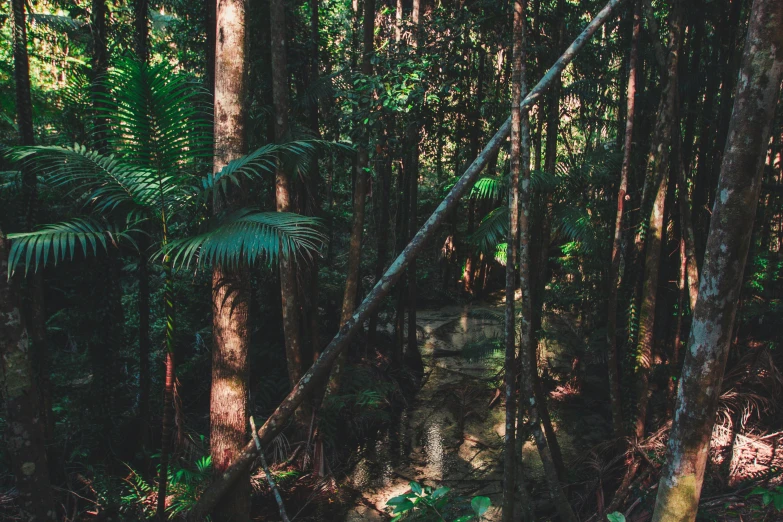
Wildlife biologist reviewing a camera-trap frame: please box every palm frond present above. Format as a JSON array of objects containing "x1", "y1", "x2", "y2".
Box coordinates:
[
  {"x1": 7, "y1": 217, "x2": 140, "y2": 277},
  {"x1": 28, "y1": 13, "x2": 86, "y2": 32},
  {"x1": 555, "y1": 206, "x2": 601, "y2": 255},
  {"x1": 99, "y1": 58, "x2": 212, "y2": 176},
  {"x1": 199, "y1": 141, "x2": 352, "y2": 202},
  {"x1": 470, "y1": 176, "x2": 505, "y2": 201},
  {"x1": 469, "y1": 206, "x2": 508, "y2": 255},
  {"x1": 162, "y1": 209, "x2": 326, "y2": 270},
  {"x1": 7, "y1": 144, "x2": 175, "y2": 212}
]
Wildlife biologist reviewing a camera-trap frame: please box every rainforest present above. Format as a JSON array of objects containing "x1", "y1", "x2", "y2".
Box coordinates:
[{"x1": 1, "y1": 0, "x2": 782, "y2": 521}]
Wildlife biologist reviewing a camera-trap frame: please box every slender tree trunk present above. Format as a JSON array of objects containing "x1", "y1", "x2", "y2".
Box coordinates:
[
  {"x1": 209, "y1": 0, "x2": 250, "y2": 519},
  {"x1": 633, "y1": 0, "x2": 682, "y2": 440},
  {"x1": 652, "y1": 2, "x2": 783, "y2": 518},
  {"x1": 668, "y1": 237, "x2": 686, "y2": 416},
  {"x1": 1, "y1": 228, "x2": 57, "y2": 521},
  {"x1": 138, "y1": 240, "x2": 151, "y2": 464},
  {"x1": 329, "y1": 0, "x2": 374, "y2": 393},
  {"x1": 13, "y1": 0, "x2": 56, "y2": 459},
  {"x1": 367, "y1": 135, "x2": 392, "y2": 348},
  {"x1": 271, "y1": 0, "x2": 305, "y2": 388},
  {"x1": 503, "y1": 1, "x2": 524, "y2": 518},
  {"x1": 134, "y1": 0, "x2": 149, "y2": 62},
  {"x1": 156, "y1": 253, "x2": 176, "y2": 519},
  {"x1": 394, "y1": 161, "x2": 409, "y2": 364},
  {"x1": 187, "y1": 4, "x2": 626, "y2": 514},
  {"x1": 674, "y1": 101, "x2": 700, "y2": 312},
  {"x1": 607, "y1": 0, "x2": 640, "y2": 441},
  {"x1": 406, "y1": 129, "x2": 423, "y2": 374}
]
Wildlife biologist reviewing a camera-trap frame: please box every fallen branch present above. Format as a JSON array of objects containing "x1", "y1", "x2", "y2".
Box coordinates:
[
  {"x1": 251, "y1": 416, "x2": 290, "y2": 522},
  {"x1": 185, "y1": 1, "x2": 625, "y2": 517}
]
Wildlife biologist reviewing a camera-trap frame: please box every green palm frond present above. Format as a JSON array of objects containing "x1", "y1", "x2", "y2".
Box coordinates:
[
  {"x1": 469, "y1": 206, "x2": 508, "y2": 255},
  {"x1": 555, "y1": 206, "x2": 600, "y2": 255},
  {"x1": 162, "y1": 209, "x2": 326, "y2": 270},
  {"x1": 7, "y1": 144, "x2": 179, "y2": 212},
  {"x1": 7, "y1": 217, "x2": 141, "y2": 277},
  {"x1": 470, "y1": 176, "x2": 505, "y2": 201},
  {"x1": 199, "y1": 140, "x2": 351, "y2": 202},
  {"x1": 530, "y1": 169, "x2": 559, "y2": 192},
  {"x1": 99, "y1": 58, "x2": 212, "y2": 176}
]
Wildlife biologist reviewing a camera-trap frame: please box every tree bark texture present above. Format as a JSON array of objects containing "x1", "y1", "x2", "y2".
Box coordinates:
[
  {"x1": 651, "y1": 1, "x2": 783, "y2": 520},
  {"x1": 606, "y1": 0, "x2": 640, "y2": 441},
  {"x1": 185, "y1": 3, "x2": 627, "y2": 515},
  {"x1": 1, "y1": 228, "x2": 57, "y2": 520},
  {"x1": 634, "y1": 0, "x2": 682, "y2": 441},
  {"x1": 271, "y1": 0, "x2": 305, "y2": 388},
  {"x1": 210, "y1": 0, "x2": 251, "y2": 519},
  {"x1": 503, "y1": 1, "x2": 524, "y2": 518}
]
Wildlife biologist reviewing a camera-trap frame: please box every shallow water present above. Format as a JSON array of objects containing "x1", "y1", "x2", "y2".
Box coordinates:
[{"x1": 344, "y1": 304, "x2": 511, "y2": 521}]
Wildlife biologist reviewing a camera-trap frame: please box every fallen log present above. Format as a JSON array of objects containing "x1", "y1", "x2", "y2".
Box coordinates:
[{"x1": 186, "y1": 1, "x2": 626, "y2": 517}]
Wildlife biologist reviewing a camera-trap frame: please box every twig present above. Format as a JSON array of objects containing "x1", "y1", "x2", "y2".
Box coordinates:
[{"x1": 251, "y1": 416, "x2": 291, "y2": 522}]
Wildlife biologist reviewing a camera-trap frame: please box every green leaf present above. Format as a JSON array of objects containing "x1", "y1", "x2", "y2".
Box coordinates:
[
  {"x1": 410, "y1": 482, "x2": 423, "y2": 495},
  {"x1": 430, "y1": 486, "x2": 450, "y2": 499},
  {"x1": 471, "y1": 496, "x2": 491, "y2": 517},
  {"x1": 607, "y1": 512, "x2": 626, "y2": 522},
  {"x1": 391, "y1": 499, "x2": 415, "y2": 514},
  {"x1": 453, "y1": 516, "x2": 473, "y2": 522}
]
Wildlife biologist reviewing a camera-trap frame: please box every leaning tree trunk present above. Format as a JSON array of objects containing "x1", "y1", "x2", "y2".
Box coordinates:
[
  {"x1": 185, "y1": 4, "x2": 626, "y2": 516},
  {"x1": 1, "y1": 228, "x2": 57, "y2": 521},
  {"x1": 209, "y1": 0, "x2": 251, "y2": 519},
  {"x1": 633, "y1": 0, "x2": 682, "y2": 441},
  {"x1": 606, "y1": 0, "x2": 640, "y2": 441},
  {"x1": 271, "y1": 0, "x2": 305, "y2": 389},
  {"x1": 651, "y1": 2, "x2": 783, "y2": 520}
]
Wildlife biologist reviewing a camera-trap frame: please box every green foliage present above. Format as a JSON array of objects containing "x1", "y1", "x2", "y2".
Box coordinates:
[
  {"x1": 386, "y1": 482, "x2": 491, "y2": 521},
  {"x1": 606, "y1": 512, "x2": 626, "y2": 522},
  {"x1": 748, "y1": 485, "x2": 783, "y2": 512}
]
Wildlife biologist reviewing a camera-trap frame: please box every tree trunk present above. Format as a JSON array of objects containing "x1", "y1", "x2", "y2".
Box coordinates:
[
  {"x1": 633, "y1": 0, "x2": 682, "y2": 441},
  {"x1": 186, "y1": 4, "x2": 626, "y2": 514},
  {"x1": 156, "y1": 258, "x2": 176, "y2": 519},
  {"x1": 367, "y1": 135, "x2": 392, "y2": 348},
  {"x1": 134, "y1": 0, "x2": 149, "y2": 62},
  {"x1": 503, "y1": 1, "x2": 524, "y2": 518},
  {"x1": 406, "y1": 128, "x2": 423, "y2": 375},
  {"x1": 329, "y1": 0, "x2": 374, "y2": 393},
  {"x1": 210, "y1": 0, "x2": 251, "y2": 519},
  {"x1": 138, "y1": 241, "x2": 151, "y2": 465},
  {"x1": 1, "y1": 228, "x2": 57, "y2": 521},
  {"x1": 606, "y1": 0, "x2": 640, "y2": 441},
  {"x1": 652, "y1": 1, "x2": 783, "y2": 519},
  {"x1": 271, "y1": 0, "x2": 305, "y2": 388}
]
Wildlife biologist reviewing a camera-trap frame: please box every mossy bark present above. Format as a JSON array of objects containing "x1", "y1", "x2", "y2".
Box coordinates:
[{"x1": 652, "y1": 1, "x2": 783, "y2": 519}]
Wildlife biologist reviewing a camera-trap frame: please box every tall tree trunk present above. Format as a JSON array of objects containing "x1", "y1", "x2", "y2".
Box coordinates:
[
  {"x1": 329, "y1": 0, "x2": 374, "y2": 393},
  {"x1": 652, "y1": 2, "x2": 783, "y2": 519},
  {"x1": 531, "y1": 0, "x2": 566, "y2": 480},
  {"x1": 517, "y1": 46, "x2": 577, "y2": 518},
  {"x1": 13, "y1": 0, "x2": 55, "y2": 456},
  {"x1": 367, "y1": 134, "x2": 392, "y2": 348},
  {"x1": 1, "y1": 228, "x2": 56, "y2": 521},
  {"x1": 156, "y1": 249, "x2": 176, "y2": 519},
  {"x1": 187, "y1": 3, "x2": 626, "y2": 514},
  {"x1": 503, "y1": 1, "x2": 524, "y2": 518},
  {"x1": 138, "y1": 240, "x2": 151, "y2": 464},
  {"x1": 134, "y1": 0, "x2": 149, "y2": 62},
  {"x1": 271, "y1": 0, "x2": 305, "y2": 388},
  {"x1": 209, "y1": 0, "x2": 251, "y2": 519},
  {"x1": 406, "y1": 130, "x2": 422, "y2": 374},
  {"x1": 607, "y1": 0, "x2": 640, "y2": 441},
  {"x1": 633, "y1": 0, "x2": 682, "y2": 440}
]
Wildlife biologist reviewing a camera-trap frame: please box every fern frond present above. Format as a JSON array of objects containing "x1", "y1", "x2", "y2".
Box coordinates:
[
  {"x1": 162, "y1": 209, "x2": 326, "y2": 270},
  {"x1": 7, "y1": 217, "x2": 141, "y2": 277},
  {"x1": 469, "y1": 206, "x2": 508, "y2": 255}
]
